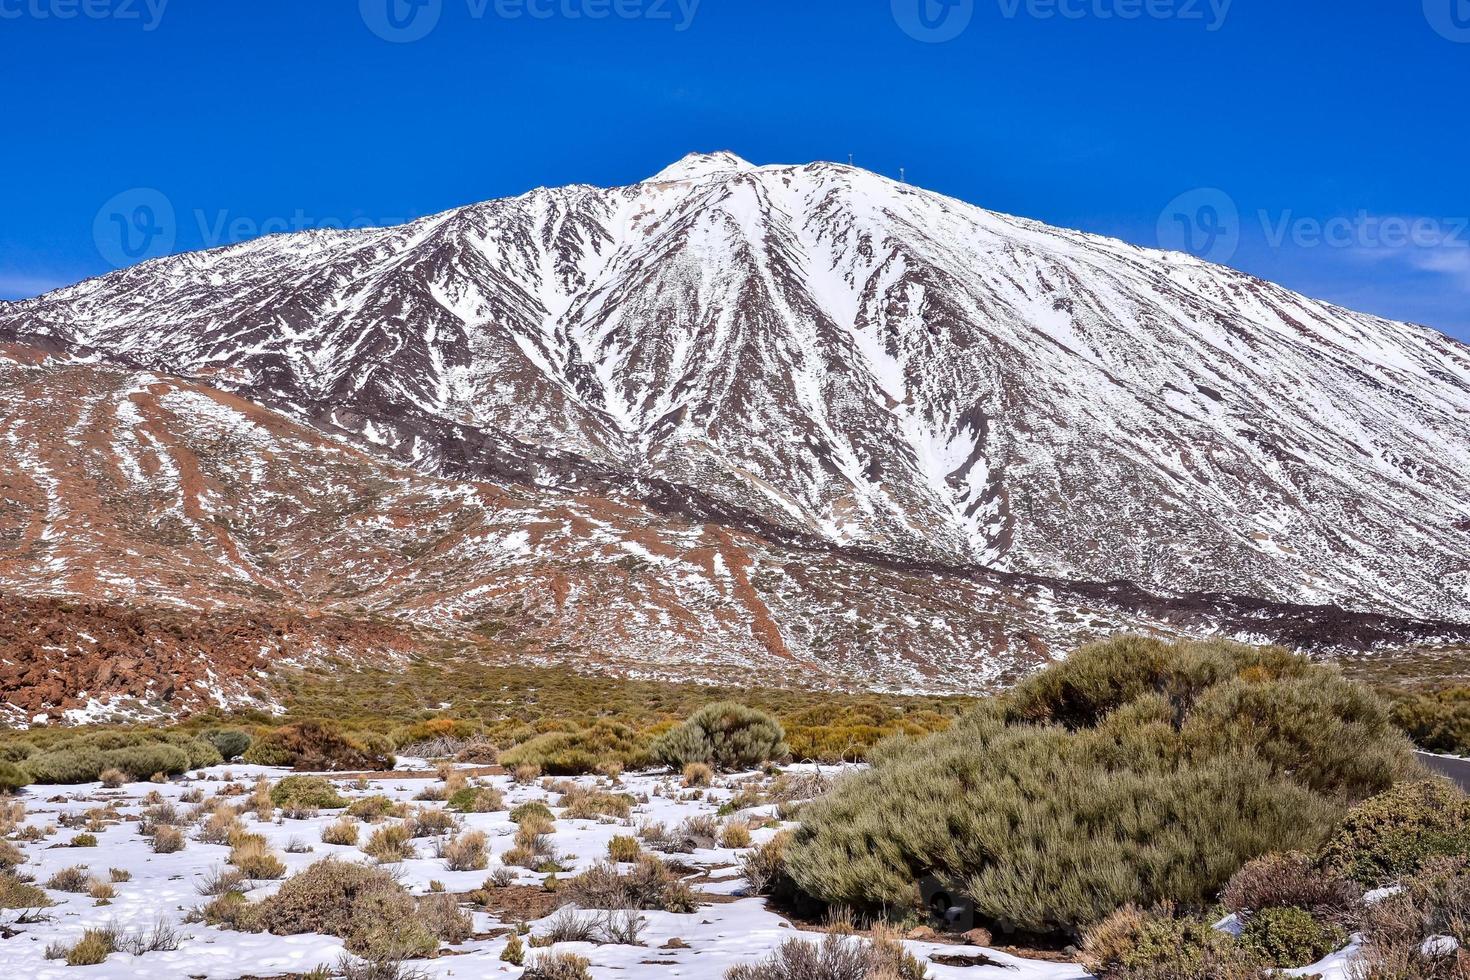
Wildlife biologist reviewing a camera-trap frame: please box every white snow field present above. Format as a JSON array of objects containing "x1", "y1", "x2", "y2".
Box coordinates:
[{"x1": 0, "y1": 760, "x2": 1361, "y2": 979}]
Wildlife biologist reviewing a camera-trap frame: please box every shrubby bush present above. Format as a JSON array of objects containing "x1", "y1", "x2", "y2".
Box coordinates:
[
  {"x1": 202, "y1": 728, "x2": 252, "y2": 761},
  {"x1": 1352, "y1": 856, "x2": 1470, "y2": 978},
  {"x1": 651, "y1": 703, "x2": 788, "y2": 771},
  {"x1": 241, "y1": 720, "x2": 394, "y2": 771},
  {"x1": 271, "y1": 776, "x2": 347, "y2": 811},
  {"x1": 725, "y1": 925, "x2": 928, "y2": 980},
  {"x1": 1238, "y1": 905, "x2": 1345, "y2": 968},
  {"x1": 1220, "y1": 852, "x2": 1360, "y2": 926},
  {"x1": 1384, "y1": 685, "x2": 1470, "y2": 756},
  {"x1": 500, "y1": 721, "x2": 648, "y2": 775},
  {"x1": 562, "y1": 856, "x2": 699, "y2": 913},
  {"x1": 241, "y1": 858, "x2": 466, "y2": 960},
  {"x1": 788, "y1": 637, "x2": 1416, "y2": 939},
  {"x1": 1320, "y1": 779, "x2": 1470, "y2": 887},
  {"x1": 0, "y1": 762, "x2": 30, "y2": 792}
]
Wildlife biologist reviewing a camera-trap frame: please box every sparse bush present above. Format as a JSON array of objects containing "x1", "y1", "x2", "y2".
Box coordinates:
[
  {"x1": 683, "y1": 762, "x2": 714, "y2": 787},
  {"x1": 364, "y1": 822, "x2": 416, "y2": 863},
  {"x1": 1352, "y1": 856, "x2": 1470, "y2": 979},
  {"x1": 47, "y1": 865, "x2": 94, "y2": 893},
  {"x1": 1221, "y1": 852, "x2": 1361, "y2": 925},
  {"x1": 89, "y1": 879, "x2": 115, "y2": 901},
  {"x1": 271, "y1": 775, "x2": 347, "y2": 811},
  {"x1": 560, "y1": 787, "x2": 634, "y2": 821},
  {"x1": 416, "y1": 890, "x2": 473, "y2": 944},
  {"x1": 501, "y1": 929, "x2": 525, "y2": 964},
  {"x1": 441, "y1": 831, "x2": 489, "y2": 872},
  {"x1": 721, "y1": 821, "x2": 753, "y2": 849},
  {"x1": 99, "y1": 768, "x2": 127, "y2": 789},
  {"x1": 198, "y1": 807, "x2": 243, "y2": 845},
  {"x1": 408, "y1": 806, "x2": 458, "y2": 838},
  {"x1": 322, "y1": 817, "x2": 360, "y2": 846},
  {"x1": 740, "y1": 831, "x2": 795, "y2": 898},
  {"x1": 0, "y1": 761, "x2": 28, "y2": 793},
  {"x1": 523, "y1": 951, "x2": 593, "y2": 980},
  {"x1": 1321, "y1": 779, "x2": 1470, "y2": 887},
  {"x1": 563, "y1": 855, "x2": 699, "y2": 913},
  {"x1": 652, "y1": 703, "x2": 788, "y2": 771},
  {"x1": 447, "y1": 786, "x2": 504, "y2": 813},
  {"x1": 0, "y1": 839, "x2": 23, "y2": 872},
  {"x1": 789, "y1": 638, "x2": 1416, "y2": 938},
  {"x1": 69, "y1": 832, "x2": 98, "y2": 848},
  {"x1": 725, "y1": 926, "x2": 928, "y2": 980},
  {"x1": 1239, "y1": 905, "x2": 1346, "y2": 968},
  {"x1": 152, "y1": 825, "x2": 186, "y2": 854},
  {"x1": 229, "y1": 835, "x2": 285, "y2": 878}
]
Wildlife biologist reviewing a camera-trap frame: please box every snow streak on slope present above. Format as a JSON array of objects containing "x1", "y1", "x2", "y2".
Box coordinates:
[{"x1": 4, "y1": 154, "x2": 1469, "y2": 625}]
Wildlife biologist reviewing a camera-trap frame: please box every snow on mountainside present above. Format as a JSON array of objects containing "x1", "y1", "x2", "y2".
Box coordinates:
[{"x1": 4, "y1": 152, "x2": 1470, "y2": 626}]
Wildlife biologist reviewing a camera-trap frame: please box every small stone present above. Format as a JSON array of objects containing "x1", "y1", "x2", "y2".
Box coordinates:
[
  {"x1": 662, "y1": 937, "x2": 690, "y2": 949},
  {"x1": 905, "y1": 926, "x2": 937, "y2": 940},
  {"x1": 961, "y1": 927, "x2": 993, "y2": 946}
]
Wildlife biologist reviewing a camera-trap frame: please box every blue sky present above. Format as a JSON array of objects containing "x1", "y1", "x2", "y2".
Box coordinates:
[{"x1": 2, "y1": 0, "x2": 1467, "y2": 337}]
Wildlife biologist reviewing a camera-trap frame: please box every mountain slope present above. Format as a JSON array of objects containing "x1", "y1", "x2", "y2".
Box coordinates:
[
  {"x1": 8, "y1": 340, "x2": 1463, "y2": 717},
  {"x1": 3, "y1": 153, "x2": 1469, "y2": 626}
]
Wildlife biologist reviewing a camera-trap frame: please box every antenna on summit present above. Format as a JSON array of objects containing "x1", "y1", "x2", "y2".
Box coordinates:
[
  {"x1": 900, "y1": 167, "x2": 906, "y2": 183},
  {"x1": 848, "y1": 153, "x2": 854, "y2": 167}
]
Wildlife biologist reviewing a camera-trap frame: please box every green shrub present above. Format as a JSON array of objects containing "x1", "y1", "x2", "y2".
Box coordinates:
[
  {"x1": 100, "y1": 743, "x2": 192, "y2": 780},
  {"x1": 64, "y1": 927, "x2": 118, "y2": 965},
  {"x1": 203, "y1": 728, "x2": 253, "y2": 761},
  {"x1": 345, "y1": 795, "x2": 406, "y2": 820},
  {"x1": 1321, "y1": 779, "x2": 1470, "y2": 887},
  {"x1": 0, "y1": 871, "x2": 53, "y2": 909},
  {"x1": 0, "y1": 743, "x2": 34, "y2": 764},
  {"x1": 249, "y1": 858, "x2": 441, "y2": 959},
  {"x1": 1081, "y1": 905, "x2": 1255, "y2": 978},
  {"x1": 24, "y1": 746, "x2": 105, "y2": 784},
  {"x1": 501, "y1": 721, "x2": 648, "y2": 775},
  {"x1": 1386, "y1": 686, "x2": 1470, "y2": 756},
  {"x1": 447, "y1": 786, "x2": 504, "y2": 813},
  {"x1": 651, "y1": 703, "x2": 788, "y2": 771},
  {"x1": 0, "y1": 762, "x2": 30, "y2": 792},
  {"x1": 1239, "y1": 905, "x2": 1346, "y2": 968},
  {"x1": 271, "y1": 775, "x2": 347, "y2": 810},
  {"x1": 511, "y1": 801, "x2": 554, "y2": 824},
  {"x1": 789, "y1": 638, "x2": 1415, "y2": 939},
  {"x1": 241, "y1": 720, "x2": 393, "y2": 771}
]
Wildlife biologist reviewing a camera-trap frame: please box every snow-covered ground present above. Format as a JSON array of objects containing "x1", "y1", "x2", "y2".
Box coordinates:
[{"x1": 0, "y1": 761, "x2": 1092, "y2": 979}]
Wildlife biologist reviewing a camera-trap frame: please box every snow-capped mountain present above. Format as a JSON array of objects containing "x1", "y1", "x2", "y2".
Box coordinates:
[{"x1": 4, "y1": 152, "x2": 1470, "y2": 626}]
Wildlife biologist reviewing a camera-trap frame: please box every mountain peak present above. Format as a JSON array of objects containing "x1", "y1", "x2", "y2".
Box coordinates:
[{"x1": 647, "y1": 151, "x2": 756, "y2": 183}]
